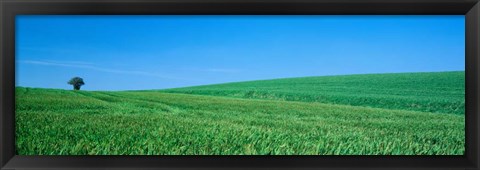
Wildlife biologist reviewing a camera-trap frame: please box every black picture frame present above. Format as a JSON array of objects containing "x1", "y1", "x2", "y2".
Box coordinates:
[{"x1": 1, "y1": 0, "x2": 479, "y2": 169}]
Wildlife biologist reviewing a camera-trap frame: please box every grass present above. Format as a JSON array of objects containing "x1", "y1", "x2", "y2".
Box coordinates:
[
  {"x1": 162, "y1": 71, "x2": 465, "y2": 114},
  {"x1": 15, "y1": 71, "x2": 465, "y2": 155}
]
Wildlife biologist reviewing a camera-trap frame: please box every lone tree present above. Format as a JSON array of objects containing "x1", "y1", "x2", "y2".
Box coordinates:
[{"x1": 68, "y1": 77, "x2": 85, "y2": 90}]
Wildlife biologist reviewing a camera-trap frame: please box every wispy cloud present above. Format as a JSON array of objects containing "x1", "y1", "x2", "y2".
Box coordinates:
[
  {"x1": 17, "y1": 47, "x2": 78, "y2": 54},
  {"x1": 203, "y1": 68, "x2": 242, "y2": 73},
  {"x1": 186, "y1": 68, "x2": 242, "y2": 73},
  {"x1": 21, "y1": 60, "x2": 96, "y2": 67},
  {"x1": 18, "y1": 60, "x2": 190, "y2": 81},
  {"x1": 43, "y1": 60, "x2": 96, "y2": 66}
]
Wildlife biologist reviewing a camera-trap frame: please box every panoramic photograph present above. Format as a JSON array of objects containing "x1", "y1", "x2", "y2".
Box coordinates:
[{"x1": 15, "y1": 15, "x2": 465, "y2": 155}]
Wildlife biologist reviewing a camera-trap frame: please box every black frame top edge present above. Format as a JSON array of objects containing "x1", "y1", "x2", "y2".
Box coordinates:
[
  {"x1": 2, "y1": 0, "x2": 478, "y2": 15},
  {"x1": 1, "y1": 0, "x2": 480, "y2": 170},
  {"x1": 2, "y1": 0, "x2": 479, "y2": 3}
]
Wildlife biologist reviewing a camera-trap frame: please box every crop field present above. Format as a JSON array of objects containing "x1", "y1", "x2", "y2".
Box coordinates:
[{"x1": 15, "y1": 71, "x2": 465, "y2": 155}]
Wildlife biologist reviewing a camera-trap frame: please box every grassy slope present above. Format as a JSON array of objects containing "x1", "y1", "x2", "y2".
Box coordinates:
[
  {"x1": 162, "y1": 71, "x2": 465, "y2": 114},
  {"x1": 15, "y1": 71, "x2": 465, "y2": 155}
]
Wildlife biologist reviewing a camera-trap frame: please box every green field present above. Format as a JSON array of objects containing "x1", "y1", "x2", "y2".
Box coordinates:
[{"x1": 15, "y1": 71, "x2": 465, "y2": 155}]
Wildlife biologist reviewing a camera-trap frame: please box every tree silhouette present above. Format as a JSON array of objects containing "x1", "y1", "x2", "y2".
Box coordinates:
[{"x1": 68, "y1": 77, "x2": 85, "y2": 90}]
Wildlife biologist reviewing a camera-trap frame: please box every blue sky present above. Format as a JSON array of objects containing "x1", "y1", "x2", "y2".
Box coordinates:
[{"x1": 16, "y1": 15, "x2": 465, "y2": 91}]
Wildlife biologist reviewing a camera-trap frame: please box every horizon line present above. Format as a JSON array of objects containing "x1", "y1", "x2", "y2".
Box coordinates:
[{"x1": 15, "y1": 70, "x2": 465, "y2": 92}]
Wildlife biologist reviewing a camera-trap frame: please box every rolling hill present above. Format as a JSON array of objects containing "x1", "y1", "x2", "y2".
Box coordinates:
[
  {"x1": 162, "y1": 71, "x2": 465, "y2": 114},
  {"x1": 15, "y1": 71, "x2": 465, "y2": 155}
]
